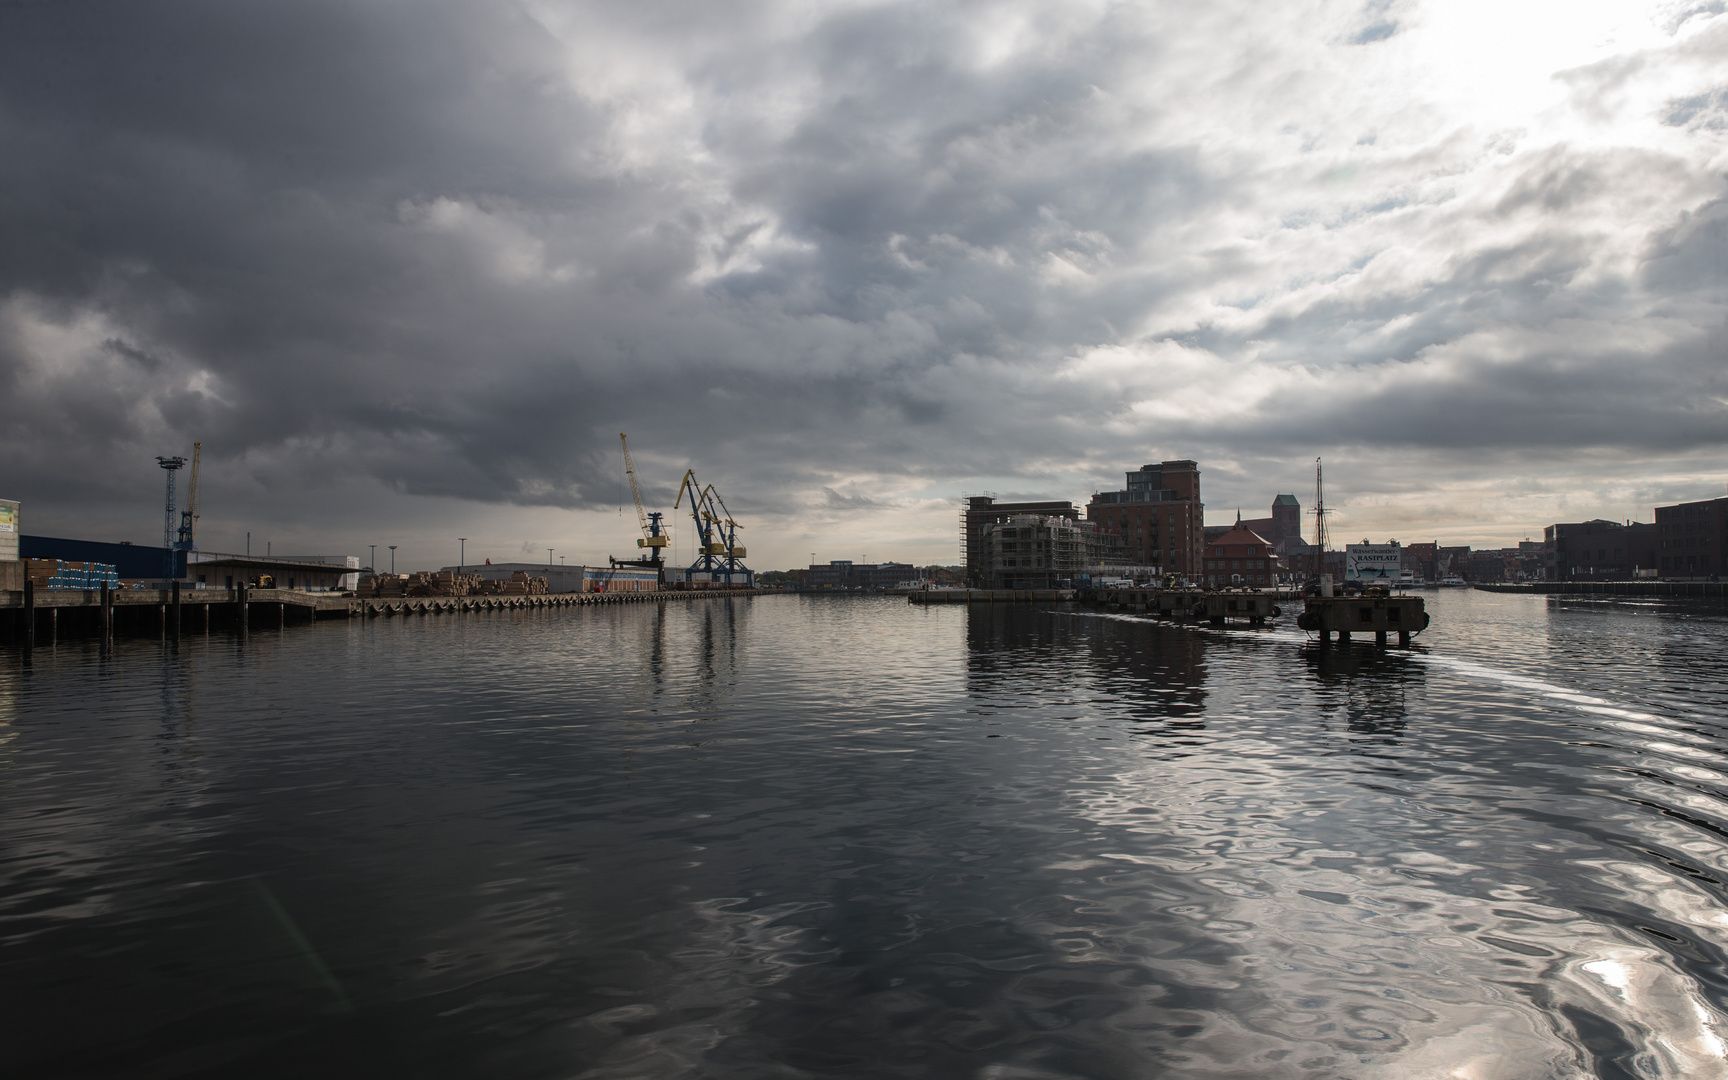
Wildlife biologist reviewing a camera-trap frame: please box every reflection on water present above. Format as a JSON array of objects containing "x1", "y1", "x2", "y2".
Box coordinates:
[{"x1": 5, "y1": 592, "x2": 1728, "y2": 1076}]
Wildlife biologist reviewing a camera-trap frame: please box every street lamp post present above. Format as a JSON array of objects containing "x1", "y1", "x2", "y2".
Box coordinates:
[
  {"x1": 389, "y1": 546, "x2": 397, "y2": 574},
  {"x1": 459, "y1": 538, "x2": 466, "y2": 575}
]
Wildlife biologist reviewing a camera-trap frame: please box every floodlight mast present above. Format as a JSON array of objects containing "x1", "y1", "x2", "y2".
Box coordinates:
[{"x1": 158, "y1": 455, "x2": 186, "y2": 581}]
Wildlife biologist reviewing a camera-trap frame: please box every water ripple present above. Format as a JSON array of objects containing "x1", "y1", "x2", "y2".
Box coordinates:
[{"x1": 5, "y1": 592, "x2": 1728, "y2": 1076}]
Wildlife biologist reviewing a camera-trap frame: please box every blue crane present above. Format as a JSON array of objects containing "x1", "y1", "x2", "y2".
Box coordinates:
[{"x1": 673, "y1": 469, "x2": 753, "y2": 587}]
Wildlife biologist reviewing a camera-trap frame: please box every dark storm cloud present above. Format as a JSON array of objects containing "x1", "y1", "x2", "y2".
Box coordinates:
[{"x1": 1, "y1": 0, "x2": 1725, "y2": 559}]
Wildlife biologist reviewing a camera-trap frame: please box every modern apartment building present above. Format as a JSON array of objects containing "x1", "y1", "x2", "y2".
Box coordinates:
[
  {"x1": 1085, "y1": 460, "x2": 1204, "y2": 580},
  {"x1": 1543, "y1": 520, "x2": 1659, "y2": 581},
  {"x1": 961, "y1": 497, "x2": 1080, "y2": 585},
  {"x1": 981, "y1": 514, "x2": 1110, "y2": 589},
  {"x1": 1654, "y1": 494, "x2": 1727, "y2": 577}
]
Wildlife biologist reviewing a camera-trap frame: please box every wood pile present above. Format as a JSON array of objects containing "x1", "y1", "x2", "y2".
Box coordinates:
[
  {"x1": 353, "y1": 571, "x2": 547, "y2": 597},
  {"x1": 474, "y1": 571, "x2": 549, "y2": 596},
  {"x1": 408, "y1": 571, "x2": 483, "y2": 597},
  {"x1": 355, "y1": 574, "x2": 407, "y2": 598}
]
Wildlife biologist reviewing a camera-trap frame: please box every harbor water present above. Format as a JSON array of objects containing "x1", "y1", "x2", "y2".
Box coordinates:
[{"x1": 6, "y1": 590, "x2": 1728, "y2": 1077}]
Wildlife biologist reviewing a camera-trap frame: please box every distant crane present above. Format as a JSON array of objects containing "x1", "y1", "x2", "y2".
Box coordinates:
[
  {"x1": 619, "y1": 433, "x2": 669, "y2": 569},
  {"x1": 174, "y1": 441, "x2": 202, "y2": 553},
  {"x1": 673, "y1": 469, "x2": 752, "y2": 586},
  {"x1": 157, "y1": 454, "x2": 186, "y2": 581}
]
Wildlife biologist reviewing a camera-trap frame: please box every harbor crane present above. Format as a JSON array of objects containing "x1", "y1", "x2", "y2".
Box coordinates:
[
  {"x1": 174, "y1": 441, "x2": 201, "y2": 553},
  {"x1": 619, "y1": 433, "x2": 669, "y2": 569},
  {"x1": 673, "y1": 469, "x2": 753, "y2": 587}
]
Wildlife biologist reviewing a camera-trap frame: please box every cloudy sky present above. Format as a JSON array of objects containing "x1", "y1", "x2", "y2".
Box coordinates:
[{"x1": 3, "y1": 0, "x2": 1726, "y2": 570}]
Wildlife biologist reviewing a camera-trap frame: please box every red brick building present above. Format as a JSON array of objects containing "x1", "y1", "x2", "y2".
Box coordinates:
[
  {"x1": 1237, "y1": 494, "x2": 1303, "y2": 546},
  {"x1": 1086, "y1": 460, "x2": 1204, "y2": 580},
  {"x1": 1201, "y1": 521, "x2": 1275, "y2": 587}
]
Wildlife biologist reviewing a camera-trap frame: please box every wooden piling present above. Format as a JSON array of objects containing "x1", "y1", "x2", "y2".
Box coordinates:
[
  {"x1": 238, "y1": 582, "x2": 248, "y2": 635},
  {"x1": 22, "y1": 579, "x2": 33, "y2": 650},
  {"x1": 171, "y1": 581, "x2": 181, "y2": 645}
]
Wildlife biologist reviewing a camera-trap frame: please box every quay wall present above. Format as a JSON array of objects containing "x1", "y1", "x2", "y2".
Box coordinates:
[
  {"x1": 909, "y1": 589, "x2": 1074, "y2": 604},
  {"x1": 1, "y1": 585, "x2": 765, "y2": 644},
  {"x1": 1475, "y1": 581, "x2": 1728, "y2": 599}
]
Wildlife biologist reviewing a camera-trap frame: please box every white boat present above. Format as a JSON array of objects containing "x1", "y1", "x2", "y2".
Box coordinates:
[{"x1": 1439, "y1": 575, "x2": 1467, "y2": 588}]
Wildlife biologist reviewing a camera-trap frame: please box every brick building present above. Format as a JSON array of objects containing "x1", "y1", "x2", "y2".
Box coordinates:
[
  {"x1": 1237, "y1": 494, "x2": 1303, "y2": 546},
  {"x1": 1401, "y1": 542, "x2": 1438, "y2": 583},
  {"x1": 1200, "y1": 521, "x2": 1276, "y2": 587},
  {"x1": 1086, "y1": 460, "x2": 1204, "y2": 580},
  {"x1": 1655, "y1": 494, "x2": 1727, "y2": 578}
]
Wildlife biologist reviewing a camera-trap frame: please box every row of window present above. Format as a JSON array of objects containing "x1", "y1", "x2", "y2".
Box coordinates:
[
  {"x1": 1661, "y1": 555, "x2": 1714, "y2": 570},
  {"x1": 1206, "y1": 558, "x2": 1269, "y2": 570},
  {"x1": 1661, "y1": 504, "x2": 1724, "y2": 519},
  {"x1": 1659, "y1": 523, "x2": 1714, "y2": 533}
]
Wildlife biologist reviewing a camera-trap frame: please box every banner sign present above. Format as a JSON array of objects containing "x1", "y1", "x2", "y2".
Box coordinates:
[{"x1": 1345, "y1": 543, "x2": 1401, "y2": 581}]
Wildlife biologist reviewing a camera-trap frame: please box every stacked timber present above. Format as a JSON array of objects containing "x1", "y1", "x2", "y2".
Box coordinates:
[
  {"x1": 416, "y1": 570, "x2": 481, "y2": 596},
  {"x1": 404, "y1": 571, "x2": 483, "y2": 597},
  {"x1": 355, "y1": 571, "x2": 546, "y2": 598},
  {"x1": 475, "y1": 571, "x2": 548, "y2": 596},
  {"x1": 355, "y1": 574, "x2": 409, "y2": 598}
]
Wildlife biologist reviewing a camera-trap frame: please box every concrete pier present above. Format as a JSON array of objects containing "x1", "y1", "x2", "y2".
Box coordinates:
[
  {"x1": 1296, "y1": 594, "x2": 1429, "y2": 648},
  {"x1": 908, "y1": 589, "x2": 1074, "y2": 604},
  {"x1": 1475, "y1": 581, "x2": 1727, "y2": 598},
  {"x1": 2, "y1": 585, "x2": 766, "y2": 643},
  {"x1": 1075, "y1": 586, "x2": 1296, "y2": 625}
]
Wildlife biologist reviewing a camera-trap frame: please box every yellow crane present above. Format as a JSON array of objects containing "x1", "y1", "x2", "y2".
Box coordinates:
[
  {"x1": 174, "y1": 441, "x2": 201, "y2": 551},
  {"x1": 674, "y1": 470, "x2": 750, "y2": 585},
  {"x1": 703, "y1": 484, "x2": 745, "y2": 560},
  {"x1": 620, "y1": 433, "x2": 669, "y2": 561}
]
